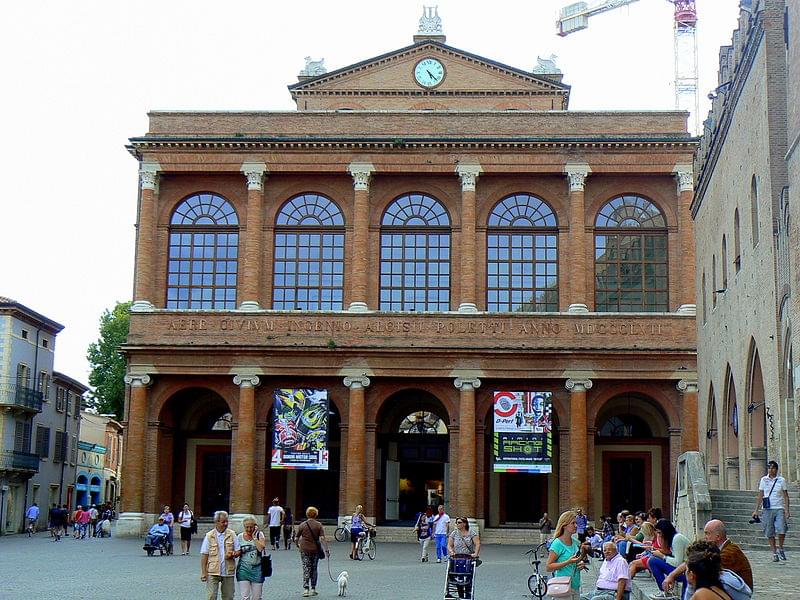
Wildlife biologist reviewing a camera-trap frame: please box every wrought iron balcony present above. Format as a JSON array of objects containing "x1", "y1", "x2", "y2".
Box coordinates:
[
  {"x1": 0, "y1": 450, "x2": 39, "y2": 472},
  {"x1": 0, "y1": 385, "x2": 43, "y2": 413}
]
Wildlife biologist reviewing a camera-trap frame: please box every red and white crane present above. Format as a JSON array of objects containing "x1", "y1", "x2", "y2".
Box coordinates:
[{"x1": 557, "y1": 0, "x2": 699, "y2": 134}]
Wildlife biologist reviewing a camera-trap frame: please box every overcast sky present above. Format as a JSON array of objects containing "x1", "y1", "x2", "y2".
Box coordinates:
[{"x1": 1, "y1": 0, "x2": 741, "y2": 383}]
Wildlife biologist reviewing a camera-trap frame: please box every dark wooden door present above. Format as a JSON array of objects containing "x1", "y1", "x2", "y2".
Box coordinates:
[{"x1": 201, "y1": 452, "x2": 230, "y2": 516}]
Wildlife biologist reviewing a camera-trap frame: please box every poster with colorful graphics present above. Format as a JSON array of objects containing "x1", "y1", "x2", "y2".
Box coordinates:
[
  {"x1": 493, "y1": 391, "x2": 553, "y2": 473},
  {"x1": 272, "y1": 389, "x2": 329, "y2": 470}
]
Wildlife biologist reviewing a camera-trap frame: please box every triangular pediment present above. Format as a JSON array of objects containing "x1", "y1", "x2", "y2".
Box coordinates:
[{"x1": 289, "y1": 41, "x2": 569, "y2": 111}]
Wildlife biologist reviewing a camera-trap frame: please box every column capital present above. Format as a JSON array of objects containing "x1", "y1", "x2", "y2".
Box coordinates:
[
  {"x1": 233, "y1": 374, "x2": 261, "y2": 388},
  {"x1": 677, "y1": 379, "x2": 699, "y2": 393},
  {"x1": 139, "y1": 161, "x2": 161, "y2": 191},
  {"x1": 124, "y1": 373, "x2": 152, "y2": 387},
  {"x1": 565, "y1": 378, "x2": 593, "y2": 392},
  {"x1": 455, "y1": 163, "x2": 482, "y2": 191},
  {"x1": 564, "y1": 162, "x2": 591, "y2": 192},
  {"x1": 674, "y1": 164, "x2": 694, "y2": 193},
  {"x1": 343, "y1": 375, "x2": 371, "y2": 389},
  {"x1": 241, "y1": 162, "x2": 268, "y2": 191},
  {"x1": 348, "y1": 162, "x2": 376, "y2": 191},
  {"x1": 454, "y1": 377, "x2": 481, "y2": 391}
]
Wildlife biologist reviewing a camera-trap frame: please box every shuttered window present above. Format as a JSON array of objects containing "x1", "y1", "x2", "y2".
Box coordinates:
[{"x1": 35, "y1": 426, "x2": 50, "y2": 458}]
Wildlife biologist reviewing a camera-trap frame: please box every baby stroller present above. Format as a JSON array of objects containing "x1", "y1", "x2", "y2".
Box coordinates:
[
  {"x1": 143, "y1": 532, "x2": 170, "y2": 556},
  {"x1": 443, "y1": 555, "x2": 476, "y2": 599}
]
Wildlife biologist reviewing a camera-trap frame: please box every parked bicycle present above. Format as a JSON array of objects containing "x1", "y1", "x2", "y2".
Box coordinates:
[
  {"x1": 355, "y1": 527, "x2": 377, "y2": 560},
  {"x1": 525, "y1": 540, "x2": 550, "y2": 599},
  {"x1": 334, "y1": 517, "x2": 352, "y2": 542}
]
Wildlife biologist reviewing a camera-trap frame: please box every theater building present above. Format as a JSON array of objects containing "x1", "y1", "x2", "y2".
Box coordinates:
[{"x1": 119, "y1": 19, "x2": 698, "y2": 535}]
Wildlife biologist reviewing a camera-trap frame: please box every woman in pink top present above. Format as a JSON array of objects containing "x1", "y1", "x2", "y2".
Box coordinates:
[{"x1": 78, "y1": 508, "x2": 91, "y2": 539}]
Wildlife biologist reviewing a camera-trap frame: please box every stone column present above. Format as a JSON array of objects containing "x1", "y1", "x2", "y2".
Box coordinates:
[
  {"x1": 230, "y1": 374, "x2": 260, "y2": 525},
  {"x1": 454, "y1": 377, "x2": 481, "y2": 518},
  {"x1": 565, "y1": 163, "x2": 591, "y2": 313},
  {"x1": 343, "y1": 375, "x2": 370, "y2": 518},
  {"x1": 119, "y1": 374, "x2": 151, "y2": 535},
  {"x1": 565, "y1": 378, "x2": 592, "y2": 510},
  {"x1": 677, "y1": 379, "x2": 699, "y2": 453},
  {"x1": 131, "y1": 163, "x2": 160, "y2": 312},
  {"x1": 239, "y1": 163, "x2": 267, "y2": 311},
  {"x1": 456, "y1": 164, "x2": 482, "y2": 313},
  {"x1": 347, "y1": 163, "x2": 375, "y2": 312},
  {"x1": 675, "y1": 166, "x2": 697, "y2": 315}
]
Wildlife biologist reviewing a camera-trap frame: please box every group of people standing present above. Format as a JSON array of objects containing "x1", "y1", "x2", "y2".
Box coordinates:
[
  {"x1": 200, "y1": 505, "x2": 329, "y2": 600},
  {"x1": 413, "y1": 504, "x2": 481, "y2": 565}
]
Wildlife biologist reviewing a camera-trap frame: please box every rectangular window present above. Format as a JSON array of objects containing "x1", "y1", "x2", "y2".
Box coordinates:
[
  {"x1": 54, "y1": 430, "x2": 67, "y2": 463},
  {"x1": 35, "y1": 426, "x2": 50, "y2": 459},
  {"x1": 70, "y1": 436, "x2": 78, "y2": 464},
  {"x1": 14, "y1": 420, "x2": 32, "y2": 453},
  {"x1": 16, "y1": 363, "x2": 30, "y2": 388},
  {"x1": 594, "y1": 233, "x2": 668, "y2": 312},
  {"x1": 42, "y1": 338, "x2": 49, "y2": 349},
  {"x1": 486, "y1": 232, "x2": 558, "y2": 312},
  {"x1": 38, "y1": 371, "x2": 50, "y2": 400},
  {"x1": 21, "y1": 329, "x2": 29, "y2": 340},
  {"x1": 166, "y1": 230, "x2": 239, "y2": 309},
  {"x1": 272, "y1": 231, "x2": 345, "y2": 310},
  {"x1": 55, "y1": 387, "x2": 65, "y2": 412},
  {"x1": 379, "y1": 231, "x2": 450, "y2": 311}
]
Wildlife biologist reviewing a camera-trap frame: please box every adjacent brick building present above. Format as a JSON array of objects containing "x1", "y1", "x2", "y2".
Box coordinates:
[
  {"x1": 693, "y1": 0, "x2": 792, "y2": 489},
  {"x1": 119, "y1": 19, "x2": 698, "y2": 534}
]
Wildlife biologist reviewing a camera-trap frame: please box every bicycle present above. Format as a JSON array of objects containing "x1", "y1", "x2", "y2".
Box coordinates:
[
  {"x1": 355, "y1": 527, "x2": 377, "y2": 560},
  {"x1": 334, "y1": 518, "x2": 352, "y2": 543},
  {"x1": 525, "y1": 540, "x2": 550, "y2": 599}
]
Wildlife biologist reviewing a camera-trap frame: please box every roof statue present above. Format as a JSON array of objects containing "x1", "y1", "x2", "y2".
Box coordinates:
[
  {"x1": 300, "y1": 56, "x2": 327, "y2": 77},
  {"x1": 417, "y1": 6, "x2": 443, "y2": 35},
  {"x1": 532, "y1": 55, "x2": 562, "y2": 74}
]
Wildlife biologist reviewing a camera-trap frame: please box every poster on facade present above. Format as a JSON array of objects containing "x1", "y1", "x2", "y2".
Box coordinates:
[
  {"x1": 271, "y1": 389, "x2": 329, "y2": 470},
  {"x1": 492, "y1": 391, "x2": 553, "y2": 473}
]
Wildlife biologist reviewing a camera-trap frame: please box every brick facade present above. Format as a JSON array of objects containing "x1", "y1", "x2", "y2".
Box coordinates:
[
  {"x1": 693, "y1": 0, "x2": 792, "y2": 488},
  {"x1": 119, "y1": 35, "x2": 697, "y2": 534}
]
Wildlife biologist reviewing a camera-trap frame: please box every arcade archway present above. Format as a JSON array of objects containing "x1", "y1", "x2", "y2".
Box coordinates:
[{"x1": 376, "y1": 389, "x2": 450, "y2": 523}]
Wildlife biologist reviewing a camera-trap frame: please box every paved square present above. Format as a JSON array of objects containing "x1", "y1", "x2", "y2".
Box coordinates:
[{"x1": 0, "y1": 533, "x2": 796, "y2": 598}]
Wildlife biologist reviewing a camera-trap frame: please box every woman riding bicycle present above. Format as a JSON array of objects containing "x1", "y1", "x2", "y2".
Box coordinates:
[{"x1": 349, "y1": 504, "x2": 373, "y2": 560}]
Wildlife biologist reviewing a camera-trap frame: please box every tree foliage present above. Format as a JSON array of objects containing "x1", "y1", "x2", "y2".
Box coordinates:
[{"x1": 86, "y1": 301, "x2": 131, "y2": 420}]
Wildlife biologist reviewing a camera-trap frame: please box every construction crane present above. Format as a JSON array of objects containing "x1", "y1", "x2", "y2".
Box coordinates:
[{"x1": 556, "y1": 0, "x2": 699, "y2": 134}]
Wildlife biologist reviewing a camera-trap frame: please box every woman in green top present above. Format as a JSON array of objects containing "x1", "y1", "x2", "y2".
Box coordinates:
[
  {"x1": 545, "y1": 510, "x2": 586, "y2": 599},
  {"x1": 236, "y1": 516, "x2": 267, "y2": 600}
]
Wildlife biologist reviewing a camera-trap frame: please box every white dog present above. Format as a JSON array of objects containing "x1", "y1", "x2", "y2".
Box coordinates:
[{"x1": 337, "y1": 570, "x2": 349, "y2": 596}]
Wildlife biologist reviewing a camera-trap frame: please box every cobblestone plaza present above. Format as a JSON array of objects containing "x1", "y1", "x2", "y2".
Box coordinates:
[{"x1": 0, "y1": 535, "x2": 797, "y2": 599}]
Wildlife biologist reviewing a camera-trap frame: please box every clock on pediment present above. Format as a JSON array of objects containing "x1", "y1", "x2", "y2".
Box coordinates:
[{"x1": 414, "y1": 57, "x2": 445, "y2": 88}]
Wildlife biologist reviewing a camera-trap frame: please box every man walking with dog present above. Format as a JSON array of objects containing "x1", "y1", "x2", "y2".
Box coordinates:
[{"x1": 752, "y1": 460, "x2": 790, "y2": 562}]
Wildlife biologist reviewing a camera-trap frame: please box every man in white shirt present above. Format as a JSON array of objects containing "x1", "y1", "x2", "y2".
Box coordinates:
[
  {"x1": 432, "y1": 504, "x2": 451, "y2": 563},
  {"x1": 200, "y1": 511, "x2": 241, "y2": 600},
  {"x1": 753, "y1": 460, "x2": 791, "y2": 561},
  {"x1": 267, "y1": 497, "x2": 285, "y2": 550},
  {"x1": 581, "y1": 542, "x2": 631, "y2": 600}
]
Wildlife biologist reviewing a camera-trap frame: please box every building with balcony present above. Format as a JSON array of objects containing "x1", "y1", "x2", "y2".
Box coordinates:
[
  {"x1": 119, "y1": 17, "x2": 699, "y2": 535},
  {"x1": 0, "y1": 297, "x2": 88, "y2": 534},
  {"x1": 76, "y1": 412, "x2": 123, "y2": 511}
]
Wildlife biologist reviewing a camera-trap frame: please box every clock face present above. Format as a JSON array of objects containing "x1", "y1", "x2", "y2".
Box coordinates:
[{"x1": 414, "y1": 58, "x2": 445, "y2": 88}]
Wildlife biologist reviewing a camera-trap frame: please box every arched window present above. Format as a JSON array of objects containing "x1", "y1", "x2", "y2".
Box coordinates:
[
  {"x1": 701, "y1": 271, "x2": 707, "y2": 324},
  {"x1": 594, "y1": 194, "x2": 668, "y2": 312},
  {"x1": 750, "y1": 175, "x2": 759, "y2": 248},
  {"x1": 273, "y1": 193, "x2": 345, "y2": 310},
  {"x1": 486, "y1": 194, "x2": 558, "y2": 312},
  {"x1": 167, "y1": 193, "x2": 239, "y2": 309},
  {"x1": 733, "y1": 208, "x2": 742, "y2": 272},
  {"x1": 398, "y1": 411, "x2": 448, "y2": 434},
  {"x1": 712, "y1": 255, "x2": 717, "y2": 308},
  {"x1": 721, "y1": 235, "x2": 728, "y2": 289},
  {"x1": 380, "y1": 193, "x2": 451, "y2": 311}
]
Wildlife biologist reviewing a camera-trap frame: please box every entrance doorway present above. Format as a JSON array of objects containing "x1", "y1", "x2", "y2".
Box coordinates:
[
  {"x1": 378, "y1": 399, "x2": 450, "y2": 524},
  {"x1": 500, "y1": 473, "x2": 547, "y2": 523},
  {"x1": 605, "y1": 455, "x2": 648, "y2": 515},
  {"x1": 201, "y1": 452, "x2": 231, "y2": 516}
]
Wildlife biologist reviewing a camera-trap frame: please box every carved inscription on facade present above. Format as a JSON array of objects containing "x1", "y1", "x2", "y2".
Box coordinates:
[{"x1": 158, "y1": 315, "x2": 673, "y2": 340}]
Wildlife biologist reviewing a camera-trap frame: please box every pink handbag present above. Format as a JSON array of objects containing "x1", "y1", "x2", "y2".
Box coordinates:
[{"x1": 545, "y1": 576, "x2": 573, "y2": 598}]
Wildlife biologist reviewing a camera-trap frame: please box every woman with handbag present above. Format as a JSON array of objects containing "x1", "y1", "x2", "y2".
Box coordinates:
[
  {"x1": 177, "y1": 503, "x2": 194, "y2": 555},
  {"x1": 296, "y1": 506, "x2": 329, "y2": 597},
  {"x1": 545, "y1": 510, "x2": 586, "y2": 599},
  {"x1": 236, "y1": 516, "x2": 267, "y2": 600}
]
